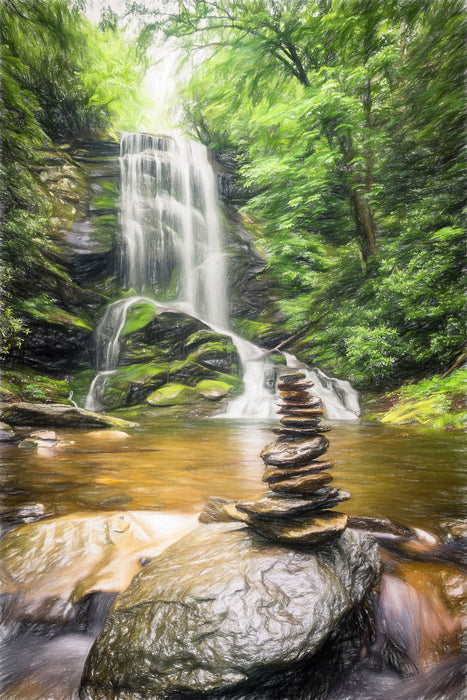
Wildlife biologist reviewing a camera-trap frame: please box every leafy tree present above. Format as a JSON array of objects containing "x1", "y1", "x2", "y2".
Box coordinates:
[
  {"x1": 150, "y1": 0, "x2": 466, "y2": 387},
  {"x1": 0, "y1": 0, "x2": 149, "y2": 352}
]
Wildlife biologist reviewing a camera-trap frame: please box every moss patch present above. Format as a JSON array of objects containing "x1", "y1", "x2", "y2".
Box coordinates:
[
  {"x1": 19, "y1": 296, "x2": 93, "y2": 331},
  {"x1": 0, "y1": 368, "x2": 72, "y2": 404},
  {"x1": 195, "y1": 379, "x2": 234, "y2": 400},
  {"x1": 370, "y1": 368, "x2": 467, "y2": 430},
  {"x1": 120, "y1": 301, "x2": 159, "y2": 337},
  {"x1": 184, "y1": 330, "x2": 234, "y2": 354},
  {"x1": 147, "y1": 383, "x2": 197, "y2": 406}
]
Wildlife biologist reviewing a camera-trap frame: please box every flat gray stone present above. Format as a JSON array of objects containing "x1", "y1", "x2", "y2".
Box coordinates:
[
  {"x1": 263, "y1": 460, "x2": 334, "y2": 484},
  {"x1": 231, "y1": 488, "x2": 350, "y2": 520},
  {"x1": 269, "y1": 471, "x2": 333, "y2": 495},
  {"x1": 225, "y1": 506, "x2": 348, "y2": 545},
  {"x1": 0, "y1": 421, "x2": 18, "y2": 442}
]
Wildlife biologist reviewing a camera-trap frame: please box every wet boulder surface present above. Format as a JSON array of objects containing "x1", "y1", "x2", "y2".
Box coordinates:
[{"x1": 80, "y1": 521, "x2": 381, "y2": 700}]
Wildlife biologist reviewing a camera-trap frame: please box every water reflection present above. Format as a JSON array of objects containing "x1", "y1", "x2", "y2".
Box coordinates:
[{"x1": 1, "y1": 420, "x2": 466, "y2": 531}]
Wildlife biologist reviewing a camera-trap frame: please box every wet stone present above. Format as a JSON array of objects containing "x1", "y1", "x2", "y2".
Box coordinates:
[
  {"x1": 0, "y1": 422, "x2": 18, "y2": 442},
  {"x1": 230, "y1": 488, "x2": 350, "y2": 520},
  {"x1": 277, "y1": 380, "x2": 314, "y2": 392},
  {"x1": 224, "y1": 507, "x2": 349, "y2": 545},
  {"x1": 261, "y1": 436, "x2": 330, "y2": 467},
  {"x1": 277, "y1": 372, "x2": 307, "y2": 383},
  {"x1": 198, "y1": 496, "x2": 237, "y2": 524},
  {"x1": 279, "y1": 391, "x2": 311, "y2": 402},
  {"x1": 30, "y1": 430, "x2": 57, "y2": 442},
  {"x1": 274, "y1": 425, "x2": 332, "y2": 439},
  {"x1": 270, "y1": 472, "x2": 333, "y2": 495},
  {"x1": 263, "y1": 461, "x2": 334, "y2": 483},
  {"x1": 277, "y1": 400, "x2": 323, "y2": 414},
  {"x1": 79, "y1": 523, "x2": 381, "y2": 699},
  {"x1": 280, "y1": 413, "x2": 324, "y2": 426}
]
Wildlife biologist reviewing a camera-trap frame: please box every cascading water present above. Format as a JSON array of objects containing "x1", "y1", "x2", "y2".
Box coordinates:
[
  {"x1": 85, "y1": 296, "x2": 158, "y2": 411},
  {"x1": 119, "y1": 133, "x2": 227, "y2": 328},
  {"x1": 86, "y1": 132, "x2": 360, "y2": 420}
]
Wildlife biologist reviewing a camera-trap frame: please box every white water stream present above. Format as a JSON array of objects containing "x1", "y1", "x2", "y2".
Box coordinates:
[{"x1": 86, "y1": 133, "x2": 360, "y2": 420}]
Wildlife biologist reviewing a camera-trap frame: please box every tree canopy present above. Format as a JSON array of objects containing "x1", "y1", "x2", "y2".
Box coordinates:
[
  {"x1": 0, "y1": 0, "x2": 149, "y2": 352},
  {"x1": 143, "y1": 0, "x2": 466, "y2": 387}
]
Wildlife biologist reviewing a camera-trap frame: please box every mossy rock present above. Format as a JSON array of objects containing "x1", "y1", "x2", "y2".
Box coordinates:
[
  {"x1": 102, "y1": 363, "x2": 170, "y2": 411},
  {"x1": 147, "y1": 383, "x2": 197, "y2": 406},
  {"x1": 184, "y1": 330, "x2": 235, "y2": 354},
  {"x1": 0, "y1": 368, "x2": 72, "y2": 405},
  {"x1": 19, "y1": 296, "x2": 93, "y2": 332},
  {"x1": 120, "y1": 311, "x2": 207, "y2": 365},
  {"x1": 168, "y1": 360, "x2": 215, "y2": 386},
  {"x1": 187, "y1": 342, "x2": 240, "y2": 375},
  {"x1": 120, "y1": 301, "x2": 159, "y2": 337},
  {"x1": 195, "y1": 380, "x2": 234, "y2": 401}
]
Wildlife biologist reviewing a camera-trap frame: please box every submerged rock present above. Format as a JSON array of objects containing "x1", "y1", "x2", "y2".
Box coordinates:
[
  {"x1": 0, "y1": 510, "x2": 198, "y2": 624},
  {"x1": 79, "y1": 522, "x2": 381, "y2": 699},
  {"x1": 0, "y1": 421, "x2": 18, "y2": 442},
  {"x1": 0, "y1": 402, "x2": 138, "y2": 429}
]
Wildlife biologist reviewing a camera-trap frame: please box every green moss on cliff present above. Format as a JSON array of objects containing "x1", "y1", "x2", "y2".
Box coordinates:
[
  {"x1": 0, "y1": 368, "x2": 72, "y2": 404},
  {"x1": 369, "y1": 368, "x2": 467, "y2": 430}
]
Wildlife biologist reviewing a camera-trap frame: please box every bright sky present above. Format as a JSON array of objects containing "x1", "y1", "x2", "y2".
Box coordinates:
[{"x1": 84, "y1": 0, "x2": 127, "y2": 24}]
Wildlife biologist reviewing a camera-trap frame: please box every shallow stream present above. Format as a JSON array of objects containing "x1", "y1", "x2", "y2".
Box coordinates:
[{"x1": 1, "y1": 418, "x2": 466, "y2": 699}]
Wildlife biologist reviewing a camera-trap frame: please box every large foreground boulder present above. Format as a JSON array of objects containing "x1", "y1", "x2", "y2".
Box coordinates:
[{"x1": 80, "y1": 521, "x2": 381, "y2": 700}]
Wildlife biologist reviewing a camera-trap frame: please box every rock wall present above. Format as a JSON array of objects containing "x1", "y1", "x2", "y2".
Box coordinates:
[{"x1": 1, "y1": 137, "x2": 286, "y2": 410}]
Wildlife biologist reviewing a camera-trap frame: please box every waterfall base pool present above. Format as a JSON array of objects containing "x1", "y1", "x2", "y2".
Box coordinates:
[{"x1": 1, "y1": 418, "x2": 466, "y2": 699}]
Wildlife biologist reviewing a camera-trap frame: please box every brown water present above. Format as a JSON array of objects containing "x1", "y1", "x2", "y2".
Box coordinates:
[
  {"x1": 1, "y1": 418, "x2": 466, "y2": 700},
  {"x1": 1, "y1": 419, "x2": 466, "y2": 530}
]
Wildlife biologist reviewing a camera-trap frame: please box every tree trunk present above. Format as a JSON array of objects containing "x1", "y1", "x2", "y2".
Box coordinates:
[{"x1": 349, "y1": 188, "x2": 378, "y2": 261}]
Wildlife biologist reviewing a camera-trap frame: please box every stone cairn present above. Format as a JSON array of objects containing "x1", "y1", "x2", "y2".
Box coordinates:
[{"x1": 222, "y1": 371, "x2": 350, "y2": 545}]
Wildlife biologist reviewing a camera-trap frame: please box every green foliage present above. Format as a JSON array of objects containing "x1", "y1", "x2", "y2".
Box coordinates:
[
  {"x1": 158, "y1": 0, "x2": 466, "y2": 388},
  {"x1": 0, "y1": 367, "x2": 71, "y2": 403},
  {"x1": 0, "y1": 0, "x2": 150, "y2": 354},
  {"x1": 375, "y1": 368, "x2": 467, "y2": 430}
]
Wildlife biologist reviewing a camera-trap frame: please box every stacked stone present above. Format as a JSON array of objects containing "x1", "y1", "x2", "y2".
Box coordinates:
[{"x1": 224, "y1": 372, "x2": 350, "y2": 545}]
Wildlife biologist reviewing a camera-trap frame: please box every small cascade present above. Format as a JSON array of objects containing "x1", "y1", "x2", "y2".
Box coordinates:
[
  {"x1": 86, "y1": 131, "x2": 360, "y2": 420},
  {"x1": 221, "y1": 335, "x2": 277, "y2": 420},
  {"x1": 85, "y1": 296, "x2": 158, "y2": 411},
  {"x1": 283, "y1": 353, "x2": 360, "y2": 420}
]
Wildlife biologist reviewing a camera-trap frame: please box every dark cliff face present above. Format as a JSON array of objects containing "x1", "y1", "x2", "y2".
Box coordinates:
[
  {"x1": 3, "y1": 139, "x2": 121, "y2": 384},
  {"x1": 214, "y1": 154, "x2": 287, "y2": 349}
]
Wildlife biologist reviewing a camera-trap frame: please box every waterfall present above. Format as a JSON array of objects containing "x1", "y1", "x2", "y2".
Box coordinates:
[
  {"x1": 86, "y1": 132, "x2": 360, "y2": 420},
  {"x1": 119, "y1": 133, "x2": 227, "y2": 328},
  {"x1": 283, "y1": 353, "x2": 360, "y2": 420}
]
